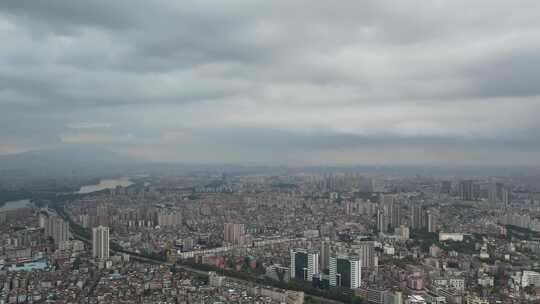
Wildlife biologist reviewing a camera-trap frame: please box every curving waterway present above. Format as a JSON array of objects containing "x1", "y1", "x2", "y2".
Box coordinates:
[
  {"x1": 0, "y1": 199, "x2": 31, "y2": 212},
  {"x1": 76, "y1": 177, "x2": 133, "y2": 194}
]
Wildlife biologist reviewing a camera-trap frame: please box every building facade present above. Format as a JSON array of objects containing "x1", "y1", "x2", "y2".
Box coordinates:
[
  {"x1": 290, "y1": 249, "x2": 319, "y2": 281},
  {"x1": 329, "y1": 255, "x2": 361, "y2": 289},
  {"x1": 92, "y1": 225, "x2": 110, "y2": 260}
]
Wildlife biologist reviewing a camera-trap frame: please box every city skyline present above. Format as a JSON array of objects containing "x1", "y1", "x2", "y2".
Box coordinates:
[{"x1": 4, "y1": 2, "x2": 540, "y2": 303}]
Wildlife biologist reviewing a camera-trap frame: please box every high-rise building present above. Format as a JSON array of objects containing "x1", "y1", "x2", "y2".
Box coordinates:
[
  {"x1": 329, "y1": 255, "x2": 361, "y2": 289},
  {"x1": 377, "y1": 208, "x2": 388, "y2": 233},
  {"x1": 354, "y1": 241, "x2": 375, "y2": 268},
  {"x1": 502, "y1": 188, "x2": 510, "y2": 207},
  {"x1": 411, "y1": 205, "x2": 436, "y2": 232},
  {"x1": 495, "y1": 183, "x2": 505, "y2": 200},
  {"x1": 411, "y1": 205, "x2": 425, "y2": 230},
  {"x1": 320, "y1": 239, "x2": 331, "y2": 271},
  {"x1": 382, "y1": 194, "x2": 400, "y2": 229},
  {"x1": 391, "y1": 203, "x2": 401, "y2": 229},
  {"x1": 488, "y1": 182, "x2": 504, "y2": 203},
  {"x1": 44, "y1": 215, "x2": 70, "y2": 246},
  {"x1": 39, "y1": 213, "x2": 47, "y2": 228},
  {"x1": 290, "y1": 249, "x2": 319, "y2": 281},
  {"x1": 459, "y1": 180, "x2": 474, "y2": 201},
  {"x1": 92, "y1": 226, "x2": 110, "y2": 260},
  {"x1": 427, "y1": 209, "x2": 438, "y2": 233},
  {"x1": 223, "y1": 222, "x2": 245, "y2": 246}
]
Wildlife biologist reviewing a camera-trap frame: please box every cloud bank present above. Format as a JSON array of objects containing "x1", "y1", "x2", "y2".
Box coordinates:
[{"x1": 1, "y1": 0, "x2": 540, "y2": 166}]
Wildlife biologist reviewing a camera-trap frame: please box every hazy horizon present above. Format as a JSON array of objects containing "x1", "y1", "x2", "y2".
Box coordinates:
[{"x1": 2, "y1": 1, "x2": 540, "y2": 166}]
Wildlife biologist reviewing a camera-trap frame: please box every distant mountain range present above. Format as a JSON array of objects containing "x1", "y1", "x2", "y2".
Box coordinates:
[
  {"x1": 0, "y1": 146, "x2": 140, "y2": 177},
  {"x1": 1, "y1": 146, "x2": 539, "y2": 179}
]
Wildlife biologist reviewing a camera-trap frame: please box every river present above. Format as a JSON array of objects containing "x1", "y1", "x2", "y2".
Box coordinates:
[
  {"x1": 0, "y1": 199, "x2": 31, "y2": 212},
  {"x1": 76, "y1": 177, "x2": 134, "y2": 194}
]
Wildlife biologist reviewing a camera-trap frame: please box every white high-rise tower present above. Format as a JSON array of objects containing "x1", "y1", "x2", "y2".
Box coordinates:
[{"x1": 92, "y1": 226, "x2": 110, "y2": 260}]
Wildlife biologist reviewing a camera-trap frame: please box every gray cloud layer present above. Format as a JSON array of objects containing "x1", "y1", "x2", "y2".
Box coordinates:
[{"x1": 1, "y1": 1, "x2": 540, "y2": 165}]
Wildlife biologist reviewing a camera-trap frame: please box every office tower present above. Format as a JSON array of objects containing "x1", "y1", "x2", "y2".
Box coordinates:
[
  {"x1": 92, "y1": 226, "x2": 110, "y2": 260},
  {"x1": 459, "y1": 180, "x2": 474, "y2": 201},
  {"x1": 377, "y1": 208, "x2": 388, "y2": 233},
  {"x1": 44, "y1": 215, "x2": 70, "y2": 246},
  {"x1": 391, "y1": 203, "x2": 401, "y2": 229},
  {"x1": 320, "y1": 239, "x2": 331, "y2": 271},
  {"x1": 496, "y1": 183, "x2": 505, "y2": 201},
  {"x1": 382, "y1": 194, "x2": 400, "y2": 229},
  {"x1": 355, "y1": 241, "x2": 375, "y2": 268},
  {"x1": 502, "y1": 188, "x2": 510, "y2": 207},
  {"x1": 223, "y1": 222, "x2": 245, "y2": 246},
  {"x1": 488, "y1": 182, "x2": 505, "y2": 203},
  {"x1": 329, "y1": 255, "x2": 361, "y2": 289},
  {"x1": 290, "y1": 249, "x2": 319, "y2": 281},
  {"x1": 426, "y1": 209, "x2": 438, "y2": 233},
  {"x1": 411, "y1": 205, "x2": 424, "y2": 230}
]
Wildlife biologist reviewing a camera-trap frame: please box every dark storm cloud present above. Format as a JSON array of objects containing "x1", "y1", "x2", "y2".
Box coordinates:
[{"x1": 1, "y1": 0, "x2": 540, "y2": 165}]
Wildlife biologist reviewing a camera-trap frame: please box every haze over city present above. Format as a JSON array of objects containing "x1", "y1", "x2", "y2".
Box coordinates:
[{"x1": 4, "y1": 2, "x2": 540, "y2": 304}]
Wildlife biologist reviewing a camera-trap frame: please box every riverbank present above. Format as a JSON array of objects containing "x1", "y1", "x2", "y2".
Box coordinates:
[
  {"x1": 0, "y1": 199, "x2": 31, "y2": 212},
  {"x1": 76, "y1": 177, "x2": 133, "y2": 194}
]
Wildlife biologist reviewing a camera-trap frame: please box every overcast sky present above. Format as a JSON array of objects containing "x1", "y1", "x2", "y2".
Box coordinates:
[{"x1": 1, "y1": 1, "x2": 540, "y2": 166}]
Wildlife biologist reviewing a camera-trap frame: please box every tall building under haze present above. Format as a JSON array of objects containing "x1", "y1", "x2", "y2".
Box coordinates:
[
  {"x1": 320, "y1": 239, "x2": 331, "y2": 271},
  {"x1": 411, "y1": 205, "x2": 425, "y2": 230},
  {"x1": 44, "y1": 215, "x2": 70, "y2": 246},
  {"x1": 223, "y1": 222, "x2": 246, "y2": 246},
  {"x1": 354, "y1": 241, "x2": 375, "y2": 268},
  {"x1": 92, "y1": 226, "x2": 110, "y2": 260},
  {"x1": 459, "y1": 180, "x2": 474, "y2": 201}
]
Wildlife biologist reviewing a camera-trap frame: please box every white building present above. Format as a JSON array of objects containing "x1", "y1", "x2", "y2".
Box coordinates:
[
  {"x1": 438, "y1": 233, "x2": 464, "y2": 242},
  {"x1": 522, "y1": 271, "x2": 540, "y2": 288},
  {"x1": 92, "y1": 226, "x2": 110, "y2": 260},
  {"x1": 406, "y1": 295, "x2": 426, "y2": 304},
  {"x1": 478, "y1": 274, "x2": 494, "y2": 288},
  {"x1": 329, "y1": 255, "x2": 361, "y2": 289},
  {"x1": 290, "y1": 249, "x2": 319, "y2": 281}
]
